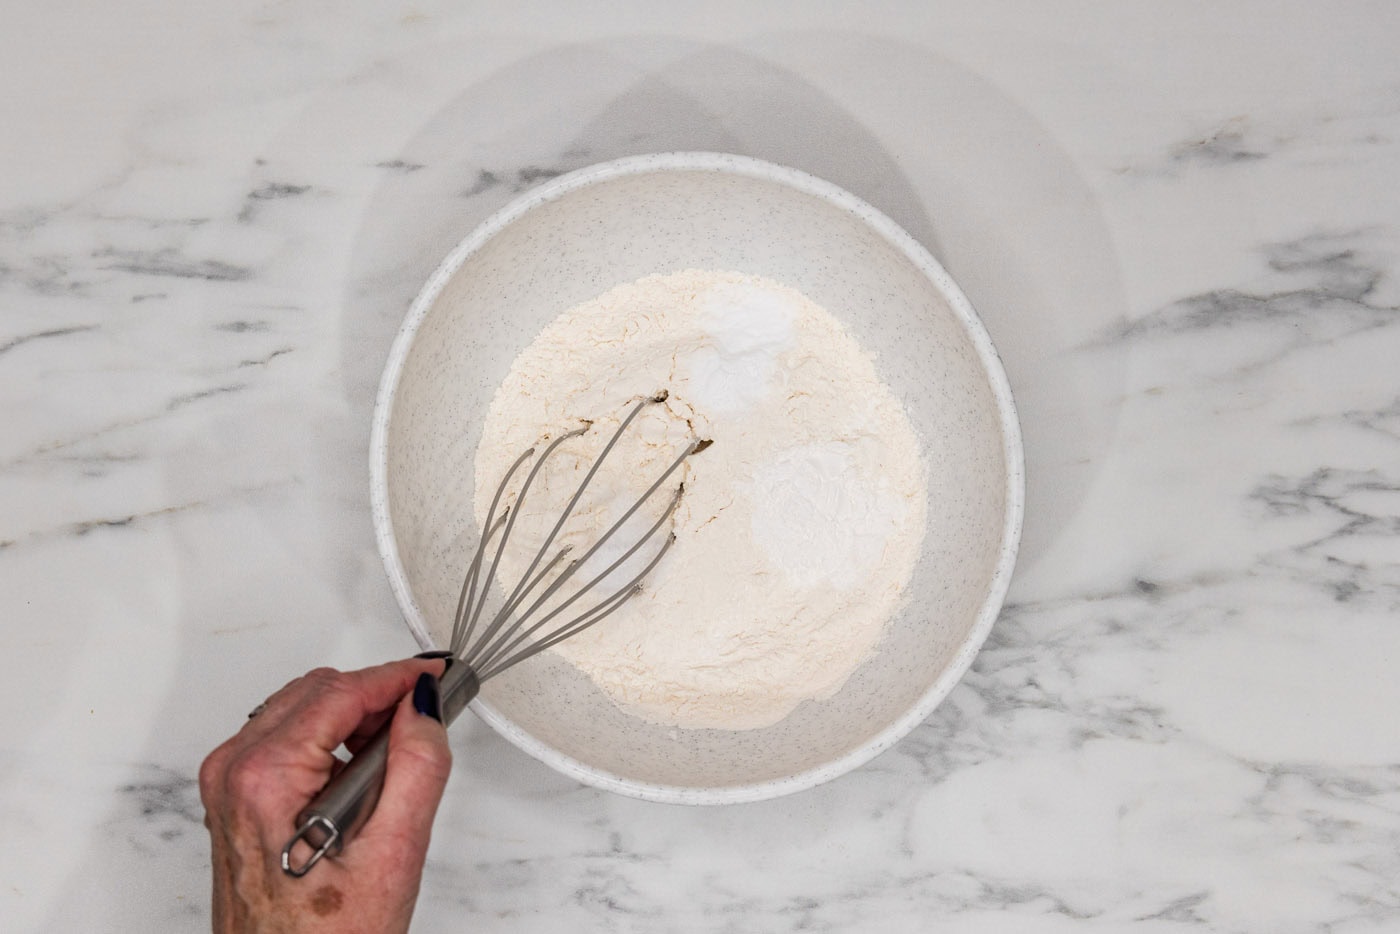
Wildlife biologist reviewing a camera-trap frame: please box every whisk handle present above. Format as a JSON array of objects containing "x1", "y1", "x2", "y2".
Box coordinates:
[{"x1": 280, "y1": 661, "x2": 479, "y2": 876}]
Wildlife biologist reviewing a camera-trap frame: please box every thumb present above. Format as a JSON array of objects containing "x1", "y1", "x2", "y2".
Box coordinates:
[{"x1": 358, "y1": 675, "x2": 453, "y2": 863}]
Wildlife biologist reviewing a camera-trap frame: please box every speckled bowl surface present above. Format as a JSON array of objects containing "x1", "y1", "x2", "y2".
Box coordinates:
[{"x1": 371, "y1": 152, "x2": 1023, "y2": 804}]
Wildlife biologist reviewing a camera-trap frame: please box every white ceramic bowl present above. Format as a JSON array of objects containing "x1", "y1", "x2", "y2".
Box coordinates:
[{"x1": 371, "y1": 153, "x2": 1023, "y2": 804}]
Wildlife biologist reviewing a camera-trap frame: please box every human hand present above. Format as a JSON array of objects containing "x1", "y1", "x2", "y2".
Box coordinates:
[{"x1": 199, "y1": 658, "x2": 452, "y2": 933}]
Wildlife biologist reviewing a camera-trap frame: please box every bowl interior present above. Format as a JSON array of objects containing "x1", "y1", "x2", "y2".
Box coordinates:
[{"x1": 381, "y1": 157, "x2": 1015, "y2": 800}]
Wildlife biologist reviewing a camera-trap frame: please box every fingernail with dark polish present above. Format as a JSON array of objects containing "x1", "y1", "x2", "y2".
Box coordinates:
[
  {"x1": 412, "y1": 672, "x2": 443, "y2": 722},
  {"x1": 415, "y1": 649, "x2": 454, "y2": 671}
]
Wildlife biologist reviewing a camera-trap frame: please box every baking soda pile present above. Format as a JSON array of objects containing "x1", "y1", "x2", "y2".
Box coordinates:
[{"x1": 474, "y1": 270, "x2": 927, "y2": 730}]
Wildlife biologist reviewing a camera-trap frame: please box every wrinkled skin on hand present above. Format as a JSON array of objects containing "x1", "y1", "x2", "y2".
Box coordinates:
[{"x1": 199, "y1": 659, "x2": 451, "y2": 934}]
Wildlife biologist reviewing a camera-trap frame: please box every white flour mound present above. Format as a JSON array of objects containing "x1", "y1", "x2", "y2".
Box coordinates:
[{"x1": 474, "y1": 270, "x2": 927, "y2": 730}]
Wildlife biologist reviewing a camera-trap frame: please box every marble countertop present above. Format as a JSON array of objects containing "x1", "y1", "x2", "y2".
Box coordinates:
[{"x1": 4, "y1": 2, "x2": 1399, "y2": 930}]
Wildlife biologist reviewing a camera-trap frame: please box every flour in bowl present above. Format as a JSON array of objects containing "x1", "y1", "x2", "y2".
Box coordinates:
[{"x1": 473, "y1": 270, "x2": 927, "y2": 730}]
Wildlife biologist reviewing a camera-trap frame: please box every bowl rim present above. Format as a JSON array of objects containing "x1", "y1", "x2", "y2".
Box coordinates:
[{"x1": 370, "y1": 151, "x2": 1025, "y2": 805}]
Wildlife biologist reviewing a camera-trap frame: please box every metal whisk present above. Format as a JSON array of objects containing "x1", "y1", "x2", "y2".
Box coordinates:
[{"x1": 282, "y1": 395, "x2": 698, "y2": 876}]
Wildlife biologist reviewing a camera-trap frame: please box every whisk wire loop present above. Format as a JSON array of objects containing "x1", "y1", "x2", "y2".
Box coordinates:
[
  {"x1": 475, "y1": 531, "x2": 679, "y2": 680},
  {"x1": 462, "y1": 427, "x2": 587, "y2": 662},
  {"x1": 451, "y1": 505, "x2": 510, "y2": 656},
  {"x1": 470, "y1": 482, "x2": 686, "y2": 677},
  {"x1": 487, "y1": 426, "x2": 590, "y2": 631},
  {"x1": 451, "y1": 396, "x2": 699, "y2": 681},
  {"x1": 452, "y1": 444, "x2": 533, "y2": 653},
  {"x1": 468, "y1": 439, "x2": 693, "y2": 673},
  {"x1": 481, "y1": 398, "x2": 649, "y2": 638}
]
